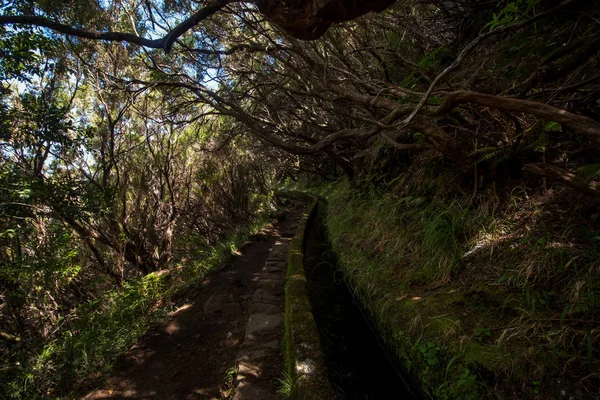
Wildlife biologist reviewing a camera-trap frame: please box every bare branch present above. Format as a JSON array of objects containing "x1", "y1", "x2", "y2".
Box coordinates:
[
  {"x1": 381, "y1": 133, "x2": 432, "y2": 151},
  {"x1": 0, "y1": 14, "x2": 161, "y2": 47},
  {"x1": 0, "y1": 331, "x2": 21, "y2": 344}
]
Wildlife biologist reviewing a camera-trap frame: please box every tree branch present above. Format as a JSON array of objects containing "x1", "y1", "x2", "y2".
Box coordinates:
[
  {"x1": 0, "y1": 0, "x2": 230, "y2": 52},
  {"x1": 0, "y1": 331, "x2": 20, "y2": 344},
  {"x1": 400, "y1": 0, "x2": 579, "y2": 127},
  {"x1": 381, "y1": 133, "x2": 432, "y2": 151},
  {"x1": 436, "y1": 91, "x2": 600, "y2": 144},
  {"x1": 523, "y1": 163, "x2": 600, "y2": 197},
  {"x1": 163, "y1": 0, "x2": 231, "y2": 52}
]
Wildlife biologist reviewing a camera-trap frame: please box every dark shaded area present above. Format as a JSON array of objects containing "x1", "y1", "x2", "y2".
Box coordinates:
[
  {"x1": 303, "y1": 200, "x2": 419, "y2": 399},
  {"x1": 256, "y1": 0, "x2": 396, "y2": 40}
]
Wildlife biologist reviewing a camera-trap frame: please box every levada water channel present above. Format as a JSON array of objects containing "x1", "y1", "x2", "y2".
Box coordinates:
[{"x1": 303, "y1": 199, "x2": 419, "y2": 399}]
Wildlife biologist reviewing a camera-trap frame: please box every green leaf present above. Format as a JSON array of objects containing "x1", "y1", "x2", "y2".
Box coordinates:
[
  {"x1": 560, "y1": 304, "x2": 570, "y2": 328},
  {"x1": 413, "y1": 132, "x2": 425, "y2": 141},
  {"x1": 524, "y1": 131, "x2": 549, "y2": 151},
  {"x1": 445, "y1": 355, "x2": 460, "y2": 378},
  {"x1": 544, "y1": 121, "x2": 562, "y2": 133},
  {"x1": 576, "y1": 164, "x2": 600, "y2": 181}
]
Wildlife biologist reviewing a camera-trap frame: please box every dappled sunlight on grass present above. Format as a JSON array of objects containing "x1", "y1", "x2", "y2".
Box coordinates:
[{"x1": 464, "y1": 223, "x2": 518, "y2": 258}]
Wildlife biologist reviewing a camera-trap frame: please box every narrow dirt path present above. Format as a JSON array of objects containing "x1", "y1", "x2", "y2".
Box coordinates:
[{"x1": 82, "y1": 207, "x2": 302, "y2": 400}]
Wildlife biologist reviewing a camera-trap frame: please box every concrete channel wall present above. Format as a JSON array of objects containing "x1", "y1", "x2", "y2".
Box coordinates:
[{"x1": 283, "y1": 195, "x2": 334, "y2": 400}]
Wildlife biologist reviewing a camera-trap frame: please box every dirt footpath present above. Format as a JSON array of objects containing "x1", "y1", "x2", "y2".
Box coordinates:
[{"x1": 82, "y1": 208, "x2": 302, "y2": 400}]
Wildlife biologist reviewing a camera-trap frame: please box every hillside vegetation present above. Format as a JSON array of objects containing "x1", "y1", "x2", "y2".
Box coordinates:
[{"x1": 299, "y1": 173, "x2": 598, "y2": 398}]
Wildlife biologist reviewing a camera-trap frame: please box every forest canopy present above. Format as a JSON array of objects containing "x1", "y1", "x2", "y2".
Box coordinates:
[{"x1": 1, "y1": 0, "x2": 599, "y2": 398}]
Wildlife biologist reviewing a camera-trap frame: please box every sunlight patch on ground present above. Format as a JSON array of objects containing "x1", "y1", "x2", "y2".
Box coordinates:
[
  {"x1": 168, "y1": 303, "x2": 193, "y2": 316},
  {"x1": 464, "y1": 224, "x2": 519, "y2": 258},
  {"x1": 296, "y1": 358, "x2": 315, "y2": 375},
  {"x1": 165, "y1": 320, "x2": 181, "y2": 335}
]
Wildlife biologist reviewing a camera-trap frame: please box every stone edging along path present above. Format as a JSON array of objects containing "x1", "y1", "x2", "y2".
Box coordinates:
[
  {"x1": 233, "y1": 196, "x2": 333, "y2": 400},
  {"x1": 233, "y1": 227, "x2": 292, "y2": 399},
  {"x1": 282, "y1": 196, "x2": 333, "y2": 400}
]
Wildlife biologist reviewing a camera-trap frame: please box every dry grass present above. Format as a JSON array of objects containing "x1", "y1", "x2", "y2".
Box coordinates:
[{"x1": 293, "y1": 176, "x2": 600, "y2": 399}]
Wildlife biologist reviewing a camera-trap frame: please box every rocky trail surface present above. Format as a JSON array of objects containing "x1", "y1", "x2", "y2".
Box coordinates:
[{"x1": 83, "y1": 207, "x2": 303, "y2": 400}]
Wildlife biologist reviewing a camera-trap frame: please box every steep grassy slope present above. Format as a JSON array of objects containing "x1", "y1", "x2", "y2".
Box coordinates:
[{"x1": 299, "y1": 175, "x2": 599, "y2": 399}]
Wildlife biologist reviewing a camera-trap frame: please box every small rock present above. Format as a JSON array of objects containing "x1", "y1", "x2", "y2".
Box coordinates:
[
  {"x1": 237, "y1": 361, "x2": 261, "y2": 379},
  {"x1": 233, "y1": 383, "x2": 279, "y2": 400},
  {"x1": 249, "y1": 302, "x2": 281, "y2": 315},
  {"x1": 204, "y1": 292, "x2": 229, "y2": 313},
  {"x1": 246, "y1": 313, "x2": 283, "y2": 334}
]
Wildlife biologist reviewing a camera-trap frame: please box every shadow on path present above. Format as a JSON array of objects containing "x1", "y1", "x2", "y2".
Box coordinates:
[{"x1": 82, "y1": 209, "x2": 302, "y2": 400}]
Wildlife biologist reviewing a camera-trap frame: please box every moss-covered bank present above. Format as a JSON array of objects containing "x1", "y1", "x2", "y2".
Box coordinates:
[{"x1": 300, "y1": 177, "x2": 599, "y2": 400}]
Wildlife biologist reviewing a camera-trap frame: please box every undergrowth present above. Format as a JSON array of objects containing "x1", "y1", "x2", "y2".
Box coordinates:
[
  {"x1": 289, "y1": 175, "x2": 599, "y2": 399},
  {"x1": 2, "y1": 215, "x2": 271, "y2": 399}
]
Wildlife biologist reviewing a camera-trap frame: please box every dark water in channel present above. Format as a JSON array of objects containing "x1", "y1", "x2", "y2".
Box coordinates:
[{"x1": 303, "y1": 200, "x2": 419, "y2": 400}]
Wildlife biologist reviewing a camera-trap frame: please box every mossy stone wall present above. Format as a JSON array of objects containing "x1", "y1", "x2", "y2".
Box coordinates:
[{"x1": 283, "y1": 196, "x2": 334, "y2": 400}]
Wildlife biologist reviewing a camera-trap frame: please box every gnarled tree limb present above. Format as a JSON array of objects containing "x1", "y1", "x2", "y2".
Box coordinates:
[
  {"x1": 523, "y1": 163, "x2": 600, "y2": 197},
  {"x1": 400, "y1": 0, "x2": 579, "y2": 127},
  {"x1": 436, "y1": 91, "x2": 600, "y2": 144},
  {"x1": 0, "y1": 0, "x2": 230, "y2": 52}
]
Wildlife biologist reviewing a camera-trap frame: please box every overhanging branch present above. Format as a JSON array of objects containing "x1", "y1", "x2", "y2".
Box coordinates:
[
  {"x1": 0, "y1": 0, "x2": 230, "y2": 52},
  {"x1": 435, "y1": 91, "x2": 600, "y2": 144}
]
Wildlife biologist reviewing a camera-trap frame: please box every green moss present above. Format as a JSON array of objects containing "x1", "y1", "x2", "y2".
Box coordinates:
[
  {"x1": 430, "y1": 315, "x2": 462, "y2": 337},
  {"x1": 282, "y1": 198, "x2": 333, "y2": 400},
  {"x1": 462, "y1": 342, "x2": 510, "y2": 370}
]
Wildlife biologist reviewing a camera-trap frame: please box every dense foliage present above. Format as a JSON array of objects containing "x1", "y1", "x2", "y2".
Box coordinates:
[
  {"x1": 0, "y1": 2, "x2": 278, "y2": 396},
  {"x1": 0, "y1": 0, "x2": 599, "y2": 398}
]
